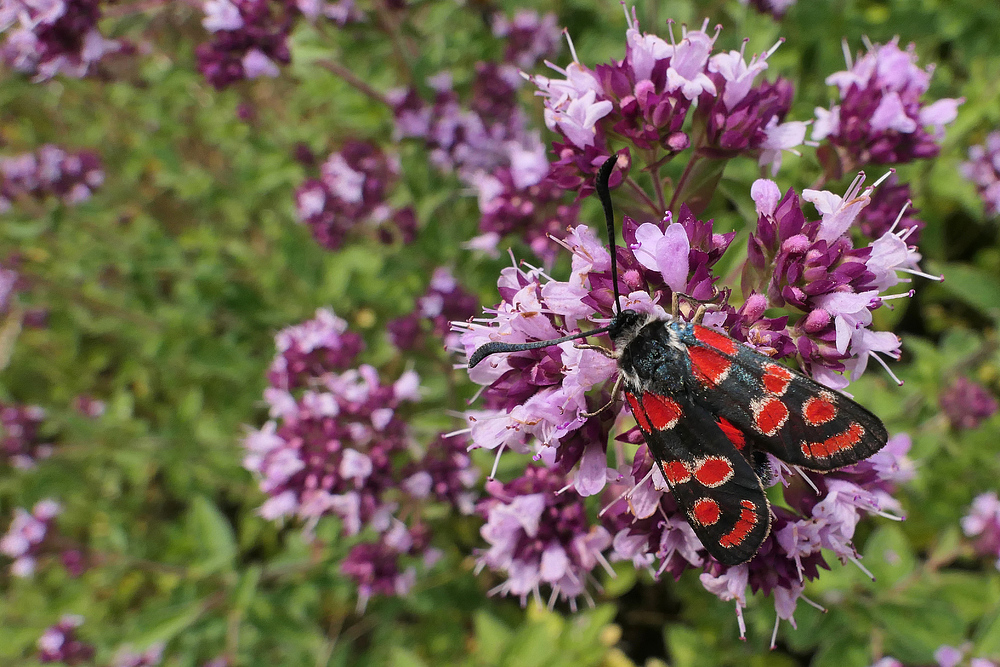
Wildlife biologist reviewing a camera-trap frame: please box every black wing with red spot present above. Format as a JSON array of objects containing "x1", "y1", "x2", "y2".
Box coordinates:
[
  {"x1": 679, "y1": 323, "x2": 888, "y2": 471},
  {"x1": 624, "y1": 387, "x2": 771, "y2": 566}
]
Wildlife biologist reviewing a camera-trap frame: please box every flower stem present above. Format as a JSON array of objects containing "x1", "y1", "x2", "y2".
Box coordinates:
[
  {"x1": 319, "y1": 60, "x2": 393, "y2": 108},
  {"x1": 625, "y1": 177, "x2": 660, "y2": 218}
]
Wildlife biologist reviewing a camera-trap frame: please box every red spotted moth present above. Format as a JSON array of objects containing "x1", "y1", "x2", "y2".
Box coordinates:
[{"x1": 469, "y1": 156, "x2": 889, "y2": 566}]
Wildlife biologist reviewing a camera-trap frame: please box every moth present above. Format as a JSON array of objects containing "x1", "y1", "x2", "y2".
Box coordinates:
[{"x1": 469, "y1": 156, "x2": 889, "y2": 565}]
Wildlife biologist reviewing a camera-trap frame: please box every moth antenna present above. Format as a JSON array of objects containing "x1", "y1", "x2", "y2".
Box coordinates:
[
  {"x1": 468, "y1": 324, "x2": 615, "y2": 368},
  {"x1": 595, "y1": 155, "x2": 622, "y2": 316}
]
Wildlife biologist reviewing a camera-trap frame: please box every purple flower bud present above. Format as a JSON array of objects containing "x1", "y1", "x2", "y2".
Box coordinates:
[
  {"x1": 341, "y1": 523, "x2": 436, "y2": 611},
  {"x1": 940, "y1": 377, "x2": 998, "y2": 430},
  {"x1": 738, "y1": 0, "x2": 797, "y2": 18}
]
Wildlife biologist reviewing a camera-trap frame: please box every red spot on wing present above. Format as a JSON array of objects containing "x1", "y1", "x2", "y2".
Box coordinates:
[
  {"x1": 800, "y1": 422, "x2": 866, "y2": 459},
  {"x1": 716, "y1": 417, "x2": 746, "y2": 450},
  {"x1": 693, "y1": 325, "x2": 739, "y2": 355},
  {"x1": 720, "y1": 500, "x2": 758, "y2": 549},
  {"x1": 762, "y1": 363, "x2": 793, "y2": 395},
  {"x1": 643, "y1": 393, "x2": 682, "y2": 430},
  {"x1": 625, "y1": 393, "x2": 652, "y2": 432},
  {"x1": 692, "y1": 498, "x2": 721, "y2": 526},
  {"x1": 693, "y1": 456, "x2": 734, "y2": 487},
  {"x1": 803, "y1": 393, "x2": 837, "y2": 426},
  {"x1": 662, "y1": 460, "x2": 691, "y2": 485},
  {"x1": 752, "y1": 396, "x2": 789, "y2": 436},
  {"x1": 688, "y1": 346, "x2": 732, "y2": 387}
]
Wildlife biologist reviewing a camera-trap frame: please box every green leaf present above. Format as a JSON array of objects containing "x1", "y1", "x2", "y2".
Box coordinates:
[
  {"x1": 932, "y1": 262, "x2": 1000, "y2": 319},
  {"x1": 188, "y1": 495, "x2": 237, "y2": 574}
]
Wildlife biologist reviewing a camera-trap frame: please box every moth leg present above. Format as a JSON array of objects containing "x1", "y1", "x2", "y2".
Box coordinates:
[
  {"x1": 581, "y1": 374, "x2": 623, "y2": 418},
  {"x1": 692, "y1": 304, "x2": 706, "y2": 324},
  {"x1": 671, "y1": 291, "x2": 680, "y2": 318},
  {"x1": 574, "y1": 343, "x2": 617, "y2": 359}
]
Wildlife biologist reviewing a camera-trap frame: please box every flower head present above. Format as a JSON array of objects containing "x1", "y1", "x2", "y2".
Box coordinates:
[
  {"x1": 813, "y1": 38, "x2": 962, "y2": 166},
  {"x1": 0, "y1": 0, "x2": 121, "y2": 80},
  {"x1": 476, "y1": 466, "x2": 613, "y2": 609},
  {"x1": 1, "y1": 499, "x2": 62, "y2": 577},
  {"x1": 940, "y1": 377, "x2": 998, "y2": 431},
  {"x1": 37, "y1": 615, "x2": 95, "y2": 665}
]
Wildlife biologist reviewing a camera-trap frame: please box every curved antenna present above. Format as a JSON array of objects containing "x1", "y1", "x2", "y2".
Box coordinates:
[
  {"x1": 468, "y1": 324, "x2": 614, "y2": 368},
  {"x1": 595, "y1": 155, "x2": 621, "y2": 316},
  {"x1": 467, "y1": 156, "x2": 622, "y2": 370}
]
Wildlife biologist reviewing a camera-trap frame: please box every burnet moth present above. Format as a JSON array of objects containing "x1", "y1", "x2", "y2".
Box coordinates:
[{"x1": 469, "y1": 155, "x2": 889, "y2": 566}]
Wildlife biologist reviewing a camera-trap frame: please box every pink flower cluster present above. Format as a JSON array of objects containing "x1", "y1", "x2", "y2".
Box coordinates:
[
  {"x1": 37, "y1": 615, "x2": 95, "y2": 665},
  {"x1": 0, "y1": 145, "x2": 104, "y2": 211},
  {"x1": 198, "y1": 0, "x2": 297, "y2": 88},
  {"x1": 874, "y1": 645, "x2": 999, "y2": 667},
  {"x1": 0, "y1": 498, "x2": 61, "y2": 577},
  {"x1": 813, "y1": 38, "x2": 962, "y2": 168},
  {"x1": 455, "y1": 171, "x2": 924, "y2": 640},
  {"x1": 526, "y1": 7, "x2": 807, "y2": 194},
  {"x1": 961, "y1": 131, "x2": 1000, "y2": 217},
  {"x1": 389, "y1": 58, "x2": 573, "y2": 262},
  {"x1": 962, "y1": 491, "x2": 1000, "y2": 571},
  {"x1": 113, "y1": 642, "x2": 165, "y2": 667},
  {"x1": 742, "y1": 173, "x2": 937, "y2": 390},
  {"x1": 388, "y1": 267, "x2": 480, "y2": 352},
  {"x1": 245, "y1": 309, "x2": 478, "y2": 606},
  {"x1": 1, "y1": 402, "x2": 53, "y2": 469},
  {"x1": 294, "y1": 141, "x2": 416, "y2": 250},
  {"x1": 491, "y1": 9, "x2": 561, "y2": 70},
  {"x1": 0, "y1": 0, "x2": 120, "y2": 80}
]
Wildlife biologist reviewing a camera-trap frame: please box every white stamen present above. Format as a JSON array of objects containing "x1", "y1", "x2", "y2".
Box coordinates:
[
  {"x1": 847, "y1": 553, "x2": 875, "y2": 581},
  {"x1": 489, "y1": 444, "x2": 506, "y2": 479},
  {"x1": 871, "y1": 168, "x2": 895, "y2": 190},
  {"x1": 794, "y1": 466, "x2": 821, "y2": 494},
  {"x1": 770, "y1": 614, "x2": 781, "y2": 650},
  {"x1": 897, "y1": 267, "x2": 944, "y2": 282},
  {"x1": 765, "y1": 37, "x2": 785, "y2": 59},
  {"x1": 869, "y1": 350, "x2": 904, "y2": 386},
  {"x1": 563, "y1": 28, "x2": 581, "y2": 64},
  {"x1": 841, "y1": 38, "x2": 853, "y2": 69},
  {"x1": 800, "y1": 593, "x2": 827, "y2": 612}
]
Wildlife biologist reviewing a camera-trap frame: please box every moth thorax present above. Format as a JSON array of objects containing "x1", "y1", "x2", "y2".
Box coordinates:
[{"x1": 608, "y1": 309, "x2": 652, "y2": 349}]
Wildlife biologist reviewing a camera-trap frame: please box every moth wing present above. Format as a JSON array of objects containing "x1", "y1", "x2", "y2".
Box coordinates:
[
  {"x1": 682, "y1": 324, "x2": 888, "y2": 471},
  {"x1": 624, "y1": 387, "x2": 771, "y2": 566}
]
